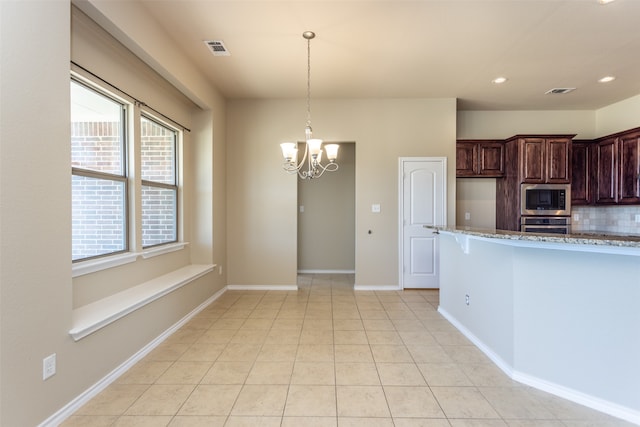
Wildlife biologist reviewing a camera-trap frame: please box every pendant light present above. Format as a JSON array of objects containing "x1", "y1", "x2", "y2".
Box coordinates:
[{"x1": 280, "y1": 31, "x2": 339, "y2": 179}]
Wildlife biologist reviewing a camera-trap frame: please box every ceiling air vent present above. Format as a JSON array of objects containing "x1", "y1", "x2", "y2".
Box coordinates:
[
  {"x1": 204, "y1": 40, "x2": 230, "y2": 56},
  {"x1": 545, "y1": 87, "x2": 576, "y2": 95}
]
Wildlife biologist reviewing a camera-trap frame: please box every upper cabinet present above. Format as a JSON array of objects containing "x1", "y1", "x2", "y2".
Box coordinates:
[
  {"x1": 617, "y1": 130, "x2": 640, "y2": 204},
  {"x1": 594, "y1": 137, "x2": 617, "y2": 204},
  {"x1": 571, "y1": 140, "x2": 592, "y2": 205},
  {"x1": 508, "y1": 135, "x2": 572, "y2": 183},
  {"x1": 456, "y1": 140, "x2": 504, "y2": 177},
  {"x1": 571, "y1": 128, "x2": 640, "y2": 205}
]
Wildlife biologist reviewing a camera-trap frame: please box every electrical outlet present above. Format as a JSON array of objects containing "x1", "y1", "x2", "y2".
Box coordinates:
[
  {"x1": 464, "y1": 212, "x2": 471, "y2": 220},
  {"x1": 465, "y1": 294, "x2": 470, "y2": 306},
  {"x1": 43, "y1": 353, "x2": 56, "y2": 380}
]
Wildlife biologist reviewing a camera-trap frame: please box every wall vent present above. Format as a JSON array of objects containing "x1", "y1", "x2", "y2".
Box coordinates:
[
  {"x1": 204, "y1": 40, "x2": 230, "y2": 56},
  {"x1": 545, "y1": 87, "x2": 576, "y2": 94}
]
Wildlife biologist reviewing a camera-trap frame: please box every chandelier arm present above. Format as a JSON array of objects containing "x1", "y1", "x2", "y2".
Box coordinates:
[
  {"x1": 311, "y1": 161, "x2": 339, "y2": 179},
  {"x1": 299, "y1": 141, "x2": 309, "y2": 170}
]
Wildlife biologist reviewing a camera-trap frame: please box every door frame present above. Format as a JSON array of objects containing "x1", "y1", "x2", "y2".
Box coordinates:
[{"x1": 398, "y1": 157, "x2": 447, "y2": 290}]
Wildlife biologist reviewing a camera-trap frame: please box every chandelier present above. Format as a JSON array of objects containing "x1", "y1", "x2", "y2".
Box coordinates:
[{"x1": 280, "y1": 31, "x2": 339, "y2": 179}]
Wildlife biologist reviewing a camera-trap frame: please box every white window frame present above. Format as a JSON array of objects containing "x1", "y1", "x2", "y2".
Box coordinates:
[
  {"x1": 71, "y1": 72, "x2": 185, "y2": 277},
  {"x1": 71, "y1": 76, "x2": 130, "y2": 263},
  {"x1": 140, "y1": 113, "x2": 180, "y2": 249}
]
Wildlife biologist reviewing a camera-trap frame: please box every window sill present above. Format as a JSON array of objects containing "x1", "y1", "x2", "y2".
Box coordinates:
[
  {"x1": 72, "y1": 252, "x2": 138, "y2": 278},
  {"x1": 72, "y1": 242, "x2": 189, "y2": 277},
  {"x1": 69, "y1": 264, "x2": 215, "y2": 341},
  {"x1": 141, "y1": 242, "x2": 188, "y2": 259}
]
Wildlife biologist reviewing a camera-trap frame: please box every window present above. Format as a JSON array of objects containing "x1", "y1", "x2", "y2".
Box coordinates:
[
  {"x1": 71, "y1": 79, "x2": 127, "y2": 261},
  {"x1": 141, "y1": 116, "x2": 178, "y2": 248},
  {"x1": 71, "y1": 76, "x2": 182, "y2": 264}
]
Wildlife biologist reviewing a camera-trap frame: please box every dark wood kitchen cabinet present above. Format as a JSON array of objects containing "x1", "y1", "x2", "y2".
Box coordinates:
[
  {"x1": 456, "y1": 141, "x2": 477, "y2": 176},
  {"x1": 574, "y1": 128, "x2": 640, "y2": 205},
  {"x1": 593, "y1": 129, "x2": 640, "y2": 205},
  {"x1": 595, "y1": 137, "x2": 618, "y2": 204},
  {"x1": 496, "y1": 134, "x2": 574, "y2": 231},
  {"x1": 571, "y1": 140, "x2": 593, "y2": 205},
  {"x1": 456, "y1": 140, "x2": 504, "y2": 177},
  {"x1": 517, "y1": 136, "x2": 571, "y2": 183},
  {"x1": 617, "y1": 130, "x2": 640, "y2": 204}
]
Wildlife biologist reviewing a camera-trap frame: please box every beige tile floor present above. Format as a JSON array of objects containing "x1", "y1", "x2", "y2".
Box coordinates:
[{"x1": 62, "y1": 274, "x2": 634, "y2": 427}]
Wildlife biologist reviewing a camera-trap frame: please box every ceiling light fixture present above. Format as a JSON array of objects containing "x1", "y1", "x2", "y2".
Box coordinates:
[
  {"x1": 598, "y1": 76, "x2": 616, "y2": 83},
  {"x1": 598, "y1": 0, "x2": 615, "y2": 4},
  {"x1": 280, "y1": 31, "x2": 339, "y2": 179},
  {"x1": 492, "y1": 77, "x2": 508, "y2": 84}
]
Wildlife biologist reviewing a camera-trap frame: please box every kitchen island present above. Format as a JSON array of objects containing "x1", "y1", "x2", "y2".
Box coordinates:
[{"x1": 435, "y1": 227, "x2": 640, "y2": 425}]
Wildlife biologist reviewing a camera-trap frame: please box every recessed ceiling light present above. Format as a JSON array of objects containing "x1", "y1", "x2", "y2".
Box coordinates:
[
  {"x1": 598, "y1": 76, "x2": 616, "y2": 83},
  {"x1": 492, "y1": 77, "x2": 508, "y2": 84},
  {"x1": 598, "y1": 0, "x2": 615, "y2": 4}
]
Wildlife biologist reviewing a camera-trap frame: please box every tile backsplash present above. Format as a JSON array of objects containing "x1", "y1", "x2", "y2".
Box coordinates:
[{"x1": 572, "y1": 205, "x2": 640, "y2": 235}]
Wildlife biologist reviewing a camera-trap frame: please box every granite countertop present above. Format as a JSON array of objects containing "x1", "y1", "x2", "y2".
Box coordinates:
[{"x1": 428, "y1": 226, "x2": 640, "y2": 249}]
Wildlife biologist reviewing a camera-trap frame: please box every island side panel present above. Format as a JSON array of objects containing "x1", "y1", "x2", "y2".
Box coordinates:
[
  {"x1": 512, "y1": 247, "x2": 640, "y2": 413},
  {"x1": 439, "y1": 233, "x2": 515, "y2": 368}
]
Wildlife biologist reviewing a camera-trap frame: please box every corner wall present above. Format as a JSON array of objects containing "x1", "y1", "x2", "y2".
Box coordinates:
[
  {"x1": 1, "y1": 2, "x2": 74, "y2": 425},
  {"x1": 0, "y1": 2, "x2": 228, "y2": 425}
]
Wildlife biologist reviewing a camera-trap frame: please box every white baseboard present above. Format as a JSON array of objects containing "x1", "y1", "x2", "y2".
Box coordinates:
[
  {"x1": 354, "y1": 284, "x2": 401, "y2": 291},
  {"x1": 226, "y1": 284, "x2": 298, "y2": 291},
  {"x1": 38, "y1": 286, "x2": 227, "y2": 427},
  {"x1": 297, "y1": 269, "x2": 355, "y2": 274},
  {"x1": 437, "y1": 306, "x2": 640, "y2": 426}
]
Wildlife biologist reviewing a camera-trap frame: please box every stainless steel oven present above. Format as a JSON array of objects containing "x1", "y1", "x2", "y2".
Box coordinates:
[
  {"x1": 521, "y1": 216, "x2": 571, "y2": 234},
  {"x1": 521, "y1": 183, "x2": 571, "y2": 216}
]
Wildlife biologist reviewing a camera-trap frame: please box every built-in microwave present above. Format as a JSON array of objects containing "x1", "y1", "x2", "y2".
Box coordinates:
[{"x1": 521, "y1": 183, "x2": 571, "y2": 216}]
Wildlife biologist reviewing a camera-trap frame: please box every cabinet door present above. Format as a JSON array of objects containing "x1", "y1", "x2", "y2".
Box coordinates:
[
  {"x1": 595, "y1": 138, "x2": 617, "y2": 204},
  {"x1": 546, "y1": 138, "x2": 571, "y2": 183},
  {"x1": 456, "y1": 142, "x2": 477, "y2": 176},
  {"x1": 571, "y1": 142, "x2": 591, "y2": 205},
  {"x1": 618, "y1": 132, "x2": 640, "y2": 204},
  {"x1": 478, "y1": 142, "x2": 504, "y2": 176},
  {"x1": 520, "y1": 138, "x2": 545, "y2": 183}
]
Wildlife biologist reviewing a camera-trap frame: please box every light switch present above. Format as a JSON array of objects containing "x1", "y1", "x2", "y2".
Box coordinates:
[
  {"x1": 371, "y1": 204, "x2": 381, "y2": 213},
  {"x1": 299, "y1": 206, "x2": 304, "y2": 213}
]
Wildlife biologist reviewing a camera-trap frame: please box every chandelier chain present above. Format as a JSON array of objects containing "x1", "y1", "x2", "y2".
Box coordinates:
[{"x1": 306, "y1": 36, "x2": 312, "y2": 129}]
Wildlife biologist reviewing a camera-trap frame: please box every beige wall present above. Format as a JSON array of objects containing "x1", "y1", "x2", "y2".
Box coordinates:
[
  {"x1": 227, "y1": 98, "x2": 457, "y2": 287},
  {"x1": 596, "y1": 94, "x2": 640, "y2": 137},
  {"x1": 1, "y1": 3, "x2": 71, "y2": 425},
  {"x1": 0, "y1": 2, "x2": 227, "y2": 425},
  {"x1": 457, "y1": 110, "x2": 596, "y2": 140},
  {"x1": 456, "y1": 178, "x2": 497, "y2": 229},
  {"x1": 298, "y1": 143, "x2": 356, "y2": 272}
]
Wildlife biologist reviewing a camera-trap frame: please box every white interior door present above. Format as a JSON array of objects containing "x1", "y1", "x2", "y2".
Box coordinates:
[{"x1": 400, "y1": 158, "x2": 446, "y2": 289}]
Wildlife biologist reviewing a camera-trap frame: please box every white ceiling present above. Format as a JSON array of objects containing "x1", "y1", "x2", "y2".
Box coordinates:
[{"x1": 134, "y1": 0, "x2": 640, "y2": 110}]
